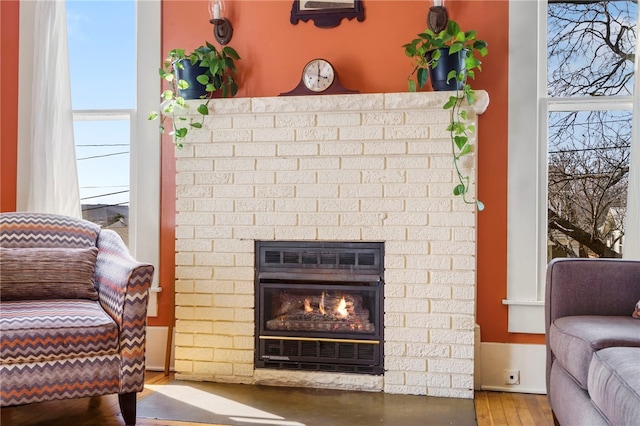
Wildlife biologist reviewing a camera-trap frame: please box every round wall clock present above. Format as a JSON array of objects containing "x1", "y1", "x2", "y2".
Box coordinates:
[{"x1": 280, "y1": 58, "x2": 359, "y2": 96}]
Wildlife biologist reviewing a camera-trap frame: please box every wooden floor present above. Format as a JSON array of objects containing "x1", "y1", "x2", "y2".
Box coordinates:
[{"x1": 1, "y1": 371, "x2": 554, "y2": 426}]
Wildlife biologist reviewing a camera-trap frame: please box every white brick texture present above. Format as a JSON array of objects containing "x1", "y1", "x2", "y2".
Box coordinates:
[{"x1": 174, "y1": 91, "x2": 488, "y2": 399}]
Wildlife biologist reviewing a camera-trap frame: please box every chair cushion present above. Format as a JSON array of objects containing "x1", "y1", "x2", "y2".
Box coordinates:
[
  {"x1": 0, "y1": 212, "x2": 100, "y2": 249},
  {"x1": 0, "y1": 299, "x2": 118, "y2": 364},
  {"x1": 549, "y1": 315, "x2": 640, "y2": 388},
  {"x1": 0, "y1": 247, "x2": 99, "y2": 301},
  {"x1": 588, "y1": 347, "x2": 640, "y2": 426}
]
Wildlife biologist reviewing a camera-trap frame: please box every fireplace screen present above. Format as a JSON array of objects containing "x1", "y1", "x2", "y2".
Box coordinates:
[{"x1": 255, "y1": 241, "x2": 384, "y2": 374}]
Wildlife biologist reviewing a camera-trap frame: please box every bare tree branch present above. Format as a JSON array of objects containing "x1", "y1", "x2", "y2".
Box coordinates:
[{"x1": 548, "y1": 209, "x2": 622, "y2": 258}]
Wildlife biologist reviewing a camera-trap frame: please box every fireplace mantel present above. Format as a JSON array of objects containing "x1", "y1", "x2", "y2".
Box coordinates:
[
  {"x1": 173, "y1": 91, "x2": 488, "y2": 399},
  {"x1": 180, "y1": 90, "x2": 488, "y2": 117}
]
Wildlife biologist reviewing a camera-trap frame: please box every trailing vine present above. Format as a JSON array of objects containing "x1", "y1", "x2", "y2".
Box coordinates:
[{"x1": 404, "y1": 20, "x2": 488, "y2": 210}]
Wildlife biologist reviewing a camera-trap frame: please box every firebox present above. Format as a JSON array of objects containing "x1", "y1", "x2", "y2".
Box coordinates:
[{"x1": 255, "y1": 241, "x2": 384, "y2": 375}]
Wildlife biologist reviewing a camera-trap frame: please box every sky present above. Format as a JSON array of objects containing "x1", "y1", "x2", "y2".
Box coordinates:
[{"x1": 66, "y1": 0, "x2": 135, "y2": 208}]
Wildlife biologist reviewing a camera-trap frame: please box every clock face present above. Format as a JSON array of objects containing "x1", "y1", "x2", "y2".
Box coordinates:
[{"x1": 302, "y1": 59, "x2": 336, "y2": 93}]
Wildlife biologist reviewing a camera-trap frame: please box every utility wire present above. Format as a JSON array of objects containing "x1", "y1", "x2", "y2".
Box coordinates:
[
  {"x1": 549, "y1": 144, "x2": 631, "y2": 154},
  {"x1": 76, "y1": 143, "x2": 129, "y2": 147},
  {"x1": 80, "y1": 190, "x2": 129, "y2": 201},
  {"x1": 77, "y1": 151, "x2": 129, "y2": 161}
]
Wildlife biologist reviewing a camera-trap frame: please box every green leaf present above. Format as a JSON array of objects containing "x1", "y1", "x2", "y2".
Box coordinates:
[
  {"x1": 447, "y1": 20, "x2": 461, "y2": 36},
  {"x1": 458, "y1": 143, "x2": 473, "y2": 156},
  {"x1": 196, "y1": 74, "x2": 210, "y2": 86},
  {"x1": 148, "y1": 112, "x2": 158, "y2": 121},
  {"x1": 175, "y1": 127, "x2": 187, "y2": 139},
  {"x1": 460, "y1": 110, "x2": 468, "y2": 120},
  {"x1": 449, "y1": 42, "x2": 463, "y2": 54},
  {"x1": 222, "y1": 46, "x2": 241, "y2": 60},
  {"x1": 454, "y1": 135, "x2": 467, "y2": 150},
  {"x1": 177, "y1": 79, "x2": 190, "y2": 90},
  {"x1": 161, "y1": 90, "x2": 173, "y2": 100},
  {"x1": 408, "y1": 80, "x2": 417, "y2": 92},
  {"x1": 417, "y1": 68, "x2": 428, "y2": 89},
  {"x1": 404, "y1": 45, "x2": 417, "y2": 57},
  {"x1": 446, "y1": 70, "x2": 457, "y2": 83},
  {"x1": 453, "y1": 184, "x2": 466, "y2": 196},
  {"x1": 197, "y1": 104, "x2": 209, "y2": 115},
  {"x1": 190, "y1": 122, "x2": 203, "y2": 129},
  {"x1": 465, "y1": 57, "x2": 481, "y2": 69},
  {"x1": 443, "y1": 96, "x2": 457, "y2": 109}
]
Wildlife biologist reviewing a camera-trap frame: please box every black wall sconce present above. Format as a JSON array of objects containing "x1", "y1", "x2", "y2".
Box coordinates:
[
  {"x1": 427, "y1": 0, "x2": 448, "y2": 33},
  {"x1": 209, "y1": 0, "x2": 233, "y2": 45}
]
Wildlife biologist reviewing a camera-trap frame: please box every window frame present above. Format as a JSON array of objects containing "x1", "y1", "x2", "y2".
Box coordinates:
[{"x1": 506, "y1": 0, "x2": 635, "y2": 333}]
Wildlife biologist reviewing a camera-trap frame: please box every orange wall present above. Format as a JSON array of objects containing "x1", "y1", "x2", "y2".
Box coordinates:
[
  {"x1": 1, "y1": 0, "x2": 544, "y2": 345},
  {"x1": 1, "y1": 0, "x2": 19, "y2": 213}
]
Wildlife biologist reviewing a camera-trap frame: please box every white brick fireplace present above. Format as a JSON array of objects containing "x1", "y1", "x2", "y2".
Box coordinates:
[{"x1": 173, "y1": 91, "x2": 488, "y2": 399}]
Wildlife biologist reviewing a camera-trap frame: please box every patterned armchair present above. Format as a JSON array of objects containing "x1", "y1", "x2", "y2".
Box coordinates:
[{"x1": 0, "y1": 212, "x2": 154, "y2": 425}]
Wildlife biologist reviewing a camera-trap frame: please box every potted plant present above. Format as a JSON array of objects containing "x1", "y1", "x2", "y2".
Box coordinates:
[
  {"x1": 403, "y1": 20, "x2": 488, "y2": 210},
  {"x1": 148, "y1": 41, "x2": 241, "y2": 148}
]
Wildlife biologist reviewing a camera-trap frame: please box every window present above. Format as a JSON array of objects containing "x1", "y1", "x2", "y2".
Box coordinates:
[
  {"x1": 66, "y1": 0, "x2": 161, "y2": 314},
  {"x1": 546, "y1": 1, "x2": 635, "y2": 260},
  {"x1": 507, "y1": 0, "x2": 637, "y2": 333},
  {"x1": 67, "y1": 0, "x2": 135, "y2": 240}
]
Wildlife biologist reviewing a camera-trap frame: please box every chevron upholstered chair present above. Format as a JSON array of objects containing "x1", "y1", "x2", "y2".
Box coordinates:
[{"x1": 0, "y1": 212, "x2": 154, "y2": 425}]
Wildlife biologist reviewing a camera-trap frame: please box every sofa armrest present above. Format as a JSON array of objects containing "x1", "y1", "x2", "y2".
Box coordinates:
[
  {"x1": 545, "y1": 258, "x2": 640, "y2": 327},
  {"x1": 544, "y1": 257, "x2": 640, "y2": 398},
  {"x1": 94, "y1": 229, "x2": 154, "y2": 393}
]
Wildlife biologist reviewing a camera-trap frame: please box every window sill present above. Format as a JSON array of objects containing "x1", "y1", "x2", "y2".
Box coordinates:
[{"x1": 502, "y1": 299, "x2": 545, "y2": 334}]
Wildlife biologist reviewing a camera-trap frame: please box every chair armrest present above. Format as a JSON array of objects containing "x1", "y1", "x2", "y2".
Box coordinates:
[{"x1": 94, "y1": 229, "x2": 154, "y2": 393}]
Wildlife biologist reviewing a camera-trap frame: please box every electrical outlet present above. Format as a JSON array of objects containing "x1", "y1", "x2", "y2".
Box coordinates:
[{"x1": 505, "y1": 369, "x2": 520, "y2": 385}]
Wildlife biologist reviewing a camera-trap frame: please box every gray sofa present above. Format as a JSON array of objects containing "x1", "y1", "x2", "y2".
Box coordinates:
[{"x1": 545, "y1": 258, "x2": 640, "y2": 426}]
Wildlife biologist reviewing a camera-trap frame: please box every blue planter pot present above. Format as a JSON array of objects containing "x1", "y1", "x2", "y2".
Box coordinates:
[
  {"x1": 174, "y1": 60, "x2": 208, "y2": 100},
  {"x1": 426, "y1": 47, "x2": 467, "y2": 91}
]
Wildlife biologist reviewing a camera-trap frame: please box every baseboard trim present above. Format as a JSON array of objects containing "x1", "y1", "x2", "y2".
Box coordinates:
[
  {"x1": 145, "y1": 326, "x2": 174, "y2": 371},
  {"x1": 479, "y1": 342, "x2": 546, "y2": 394}
]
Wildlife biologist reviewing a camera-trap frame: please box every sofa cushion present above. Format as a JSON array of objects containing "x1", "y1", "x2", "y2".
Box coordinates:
[
  {"x1": 0, "y1": 247, "x2": 99, "y2": 301},
  {"x1": 549, "y1": 315, "x2": 640, "y2": 388},
  {"x1": 588, "y1": 347, "x2": 640, "y2": 426},
  {"x1": 0, "y1": 299, "x2": 118, "y2": 364}
]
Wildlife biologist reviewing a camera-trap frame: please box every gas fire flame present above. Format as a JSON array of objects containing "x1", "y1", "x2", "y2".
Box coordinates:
[
  {"x1": 302, "y1": 293, "x2": 350, "y2": 319},
  {"x1": 336, "y1": 297, "x2": 348, "y2": 318}
]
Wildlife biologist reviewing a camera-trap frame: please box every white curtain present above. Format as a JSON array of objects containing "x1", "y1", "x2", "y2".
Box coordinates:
[
  {"x1": 27, "y1": 0, "x2": 82, "y2": 218},
  {"x1": 625, "y1": 5, "x2": 640, "y2": 259}
]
